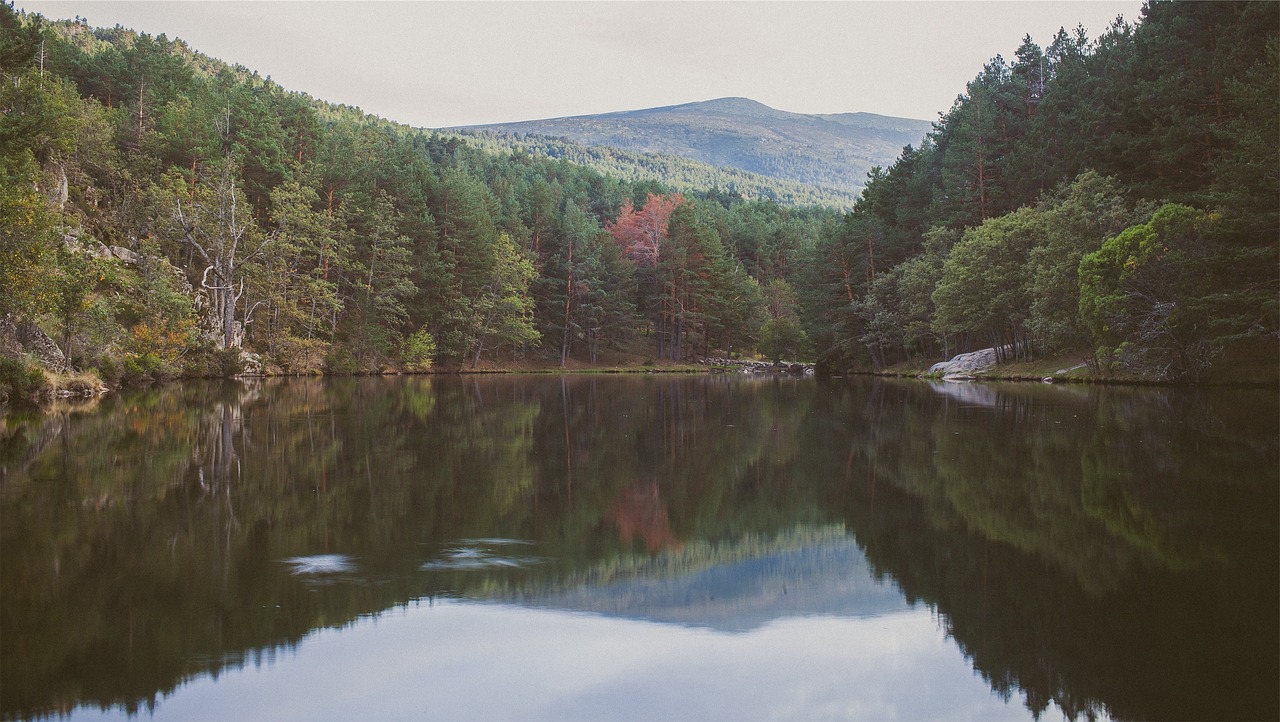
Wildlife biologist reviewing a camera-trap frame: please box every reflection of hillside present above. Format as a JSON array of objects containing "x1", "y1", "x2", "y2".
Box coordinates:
[
  {"x1": 0, "y1": 397, "x2": 105, "y2": 485},
  {"x1": 1, "y1": 376, "x2": 1275, "y2": 721},
  {"x1": 864, "y1": 380, "x2": 1253, "y2": 592},
  {"x1": 504, "y1": 526, "x2": 908, "y2": 632},
  {"x1": 0, "y1": 376, "x2": 819, "y2": 719},
  {"x1": 811, "y1": 379, "x2": 1279, "y2": 721}
]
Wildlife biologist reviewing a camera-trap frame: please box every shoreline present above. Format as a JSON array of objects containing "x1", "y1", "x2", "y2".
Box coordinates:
[{"x1": 6, "y1": 350, "x2": 1276, "y2": 411}]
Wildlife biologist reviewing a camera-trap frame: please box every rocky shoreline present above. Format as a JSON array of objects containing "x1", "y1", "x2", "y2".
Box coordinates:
[{"x1": 698, "y1": 358, "x2": 815, "y2": 375}]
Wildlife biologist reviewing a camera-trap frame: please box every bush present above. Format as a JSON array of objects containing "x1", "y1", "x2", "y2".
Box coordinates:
[
  {"x1": 325, "y1": 347, "x2": 359, "y2": 375},
  {"x1": 213, "y1": 347, "x2": 243, "y2": 376},
  {"x1": 0, "y1": 355, "x2": 51, "y2": 405},
  {"x1": 1079, "y1": 204, "x2": 1225, "y2": 381},
  {"x1": 179, "y1": 345, "x2": 244, "y2": 378},
  {"x1": 122, "y1": 352, "x2": 163, "y2": 384},
  {"x1": 92, "y1": 353, "x2": 122, "y2": 386},
  {"x1": 401, "y1": 328, "x2": 437, "y2": 372}
]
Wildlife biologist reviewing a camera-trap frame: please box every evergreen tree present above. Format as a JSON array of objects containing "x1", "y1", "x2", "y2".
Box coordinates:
[{"x1": 345, "y1": 191, "x2": 417, "y2": 367}]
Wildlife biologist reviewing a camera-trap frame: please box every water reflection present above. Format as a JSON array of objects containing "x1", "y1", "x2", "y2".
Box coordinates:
[
  {"x1": 101, "y1": 602, "x2": 1016, "y2": 722},
  {"x1": 815, "y1": 380, "x2": 1279, "y2": 721},
  {"x1": 421, "y1": 540, "x2": 543, "y2": 571},
  {"x1": 1, "y1": 376, "x2": 1275, "y2": 720},
  {"x1": 283, "y1": 555, "x2": 356, "y2": 576},
  {"x1": 514, "y1": 527, "x2": 910, "y2": 632}
]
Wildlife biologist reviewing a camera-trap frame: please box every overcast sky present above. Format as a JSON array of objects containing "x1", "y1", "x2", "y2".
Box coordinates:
[{"x1": 18, "y1": 1, "x2": 1144, "y2": 128}]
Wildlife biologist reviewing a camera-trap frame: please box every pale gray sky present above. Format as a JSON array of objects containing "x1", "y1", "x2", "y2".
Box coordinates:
[{"x1": 19, "y1": 1, "x2": 1143, "y2": 128}]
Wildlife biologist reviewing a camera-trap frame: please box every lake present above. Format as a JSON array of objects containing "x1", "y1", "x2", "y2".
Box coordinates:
[{"x1": 1, "y1": 375, "x2": 1276, "y2": 721}]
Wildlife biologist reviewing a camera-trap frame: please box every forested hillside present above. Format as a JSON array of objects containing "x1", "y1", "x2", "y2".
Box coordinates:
[
  {"x1": 0, "y1": 3, "x2": 834, "y2": 393},
  {"x1": 1, "y1": 0, "x2": 1276, "y2": 400},
  {"x1": 453, "y1": 97, "x2": 932, "y2": 194},
  {"x1": 446, "y1": 129, "x2": 863, "y2": 210},
  {"x1": 800, "y1": 1, "x2": 1277, "y2": 381}
]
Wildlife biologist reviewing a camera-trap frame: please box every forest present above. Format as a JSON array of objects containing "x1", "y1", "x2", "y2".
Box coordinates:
[
  {"x1": 801, "y1": 1, "x2": 1277, "y2": 380},
  {"x1": 1, "y1": 0, "x2": 1276, "y2": 402}
]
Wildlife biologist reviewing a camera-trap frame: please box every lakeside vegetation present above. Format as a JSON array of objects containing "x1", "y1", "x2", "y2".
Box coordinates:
[
  {"x1": 1, "y1": 1, "x2": 1276, "y2": 405},
  {"x1": 800, "y1": 2, "x2": 1277, "y2": 382}
]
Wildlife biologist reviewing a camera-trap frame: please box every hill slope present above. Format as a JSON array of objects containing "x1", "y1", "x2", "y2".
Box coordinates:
[
  {"x1": 451, "y1": 97, "x2": 932, "y2": 193},
  {"x1": 447, "y1": 130, "x2": 864, "y2": 209}
]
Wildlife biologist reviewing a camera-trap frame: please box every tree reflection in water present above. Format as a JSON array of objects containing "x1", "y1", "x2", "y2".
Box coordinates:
[{"x1": 0, "y1": 376, "x2": 1275, "y2": 720}]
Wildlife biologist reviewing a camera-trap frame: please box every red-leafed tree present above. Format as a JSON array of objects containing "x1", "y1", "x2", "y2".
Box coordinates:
[
  {"x1": 608, "y1": 193, "x2": 686, "y2": 358},
  {"x1": 606, "y1": 193, "x2": 685, "y2": 267}
]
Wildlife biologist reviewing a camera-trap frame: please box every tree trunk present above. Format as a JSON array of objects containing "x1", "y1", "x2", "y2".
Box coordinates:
[{"x1": 561, "y1": 240, "x2": 573, "y2": 368}]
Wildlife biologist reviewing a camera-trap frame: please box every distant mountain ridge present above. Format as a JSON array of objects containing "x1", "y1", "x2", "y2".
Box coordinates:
[{"x1": 451, "y1": 97, "x2": 933, "y2": 193}]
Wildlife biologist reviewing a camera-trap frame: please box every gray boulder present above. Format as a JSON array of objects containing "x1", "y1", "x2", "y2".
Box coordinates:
[
  {"x1": 109, "y1": 246, "x2": 142, "y2": 265},
  {"x1": 926, "y1": 347, "x2": 1000, "y2": 378}
]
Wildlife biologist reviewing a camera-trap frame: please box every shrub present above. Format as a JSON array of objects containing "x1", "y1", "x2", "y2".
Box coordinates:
[
  {"x1": 122, "y1": 351, "x2": 162, "y2": 383},
  {"x1": 0, "y1": 355, "x2": 50, "y2": 405},
  {"x1": 401, "y1": 328, "x2": 437, "y2": 372},
  {"x1": 92, "y1": 353, "x2": 122, "y2": 386},
  {"x1": 325, "y1": 347, "x2": 359, "y2": 375}
]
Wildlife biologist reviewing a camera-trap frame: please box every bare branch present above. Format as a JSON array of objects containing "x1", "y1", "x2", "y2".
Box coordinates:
[
  {"x1": 176, "y1": 196, "x2": 213, "y2": 264},
  {"x1": 243, "y1": 300, "x2": 266, "y2": 327},
  {"x1": 201, "y1": 265, "x2": 234, "y2": 291},
  {"x1": 238, "y1": 230, "x2": 277, "y2": 266}
]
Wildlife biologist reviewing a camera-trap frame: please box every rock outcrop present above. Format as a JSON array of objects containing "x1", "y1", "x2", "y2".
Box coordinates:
[
  {"x1": 0, "y1": 315, "x2": 66, "y2": 370},
  {"x1": 926, "y1": 347, "x2": 1002, "y2": 379},
  {"x1": 699, "y1": 358, "x2": 814, "y2": 375}
]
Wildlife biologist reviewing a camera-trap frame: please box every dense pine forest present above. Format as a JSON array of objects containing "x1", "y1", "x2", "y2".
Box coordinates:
[
  {"x1": 801, "y1": 1, "x2": 1278, "y2": 380},
  {"x1": 1, "y1": 1, "x2": 1276, "y2": 401}
]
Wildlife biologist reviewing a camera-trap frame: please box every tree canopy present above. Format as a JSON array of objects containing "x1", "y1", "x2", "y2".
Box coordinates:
[
  {"x1": 1, "y1": 1, "x2": 1274, "y2": 386},
  {"x1": 799, "y1": 0, "x2": 1277, "y2": 379}
]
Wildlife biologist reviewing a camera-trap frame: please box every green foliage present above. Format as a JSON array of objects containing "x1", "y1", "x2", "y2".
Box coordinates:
[
  {"x1": 895, "y1": 227, "x2": 955, "y2": 356},
  {"x1": 0, "y1": 353, "x2": 49, "y2": 405},
  {"x1": 0, "y1": 2, "x2": 43, "y2": 73},
  {"x1": 8, "y1": 3, "x2": 1272, "y2": 379},
  {"x1": 345, "y1": 191, "x2": 418, "y2": 367},
  {"x1": 0, "y1": 181, "x2": 58, "y2": 319},
  {"x1": 760, "y1": 279, "x2": 807, "y2": 363},
  {"x1": 253, "y1": 180, "x2": 342, "y2": 372},
  {"x1": 1079, "y1": 203, "x2": 1225, "y2": 380},
  {"x1": 1026, "y1": 172, "x2": 1150, "y2": 354},
  {"x1": 802, "y1": 3, "x2": 1278, "y2": 377},
  {"x1": 401, "y1": 327, "x2": 436, "y2": 371},
  {"x1": 48, "y1": 242, "x2": 100, "y2": 364},
  {"x1": 933, "y1": 206, "x2": 1042, "y2": 357}
]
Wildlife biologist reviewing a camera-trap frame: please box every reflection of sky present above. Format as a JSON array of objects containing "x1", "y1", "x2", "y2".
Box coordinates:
[{"x1": 70, "y1": 601, "x2": 1070, "y2": 721}]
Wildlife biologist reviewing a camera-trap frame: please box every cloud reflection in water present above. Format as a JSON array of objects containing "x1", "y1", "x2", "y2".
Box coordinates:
[{"x1": 135, "y1": 599, "x2": 1054, "y2": 721}]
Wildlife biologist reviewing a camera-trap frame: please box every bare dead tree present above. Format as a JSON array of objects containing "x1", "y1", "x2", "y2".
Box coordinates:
[{"x1": 171, "y1": 157, "x2": 272, "y2": 348}]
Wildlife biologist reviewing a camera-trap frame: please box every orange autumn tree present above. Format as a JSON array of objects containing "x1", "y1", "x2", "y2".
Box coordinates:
[
  {"x1": 607, "y1": 193, "x2": 685, "y2": 357},
  {"x1": 608, "y1": 194, "x2": 762, "y2": 360},
  {"x1": 606, "y1": 193, "x2": 685, "y2": 268}
]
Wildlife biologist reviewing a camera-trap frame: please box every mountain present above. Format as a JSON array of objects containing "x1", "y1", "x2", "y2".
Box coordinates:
[
  {"x1": 450, "y1": 97, "x2": 933, "y2": 193},
  {"x1": 446, "y1": 130, "x2": 865, "y2": 209}
]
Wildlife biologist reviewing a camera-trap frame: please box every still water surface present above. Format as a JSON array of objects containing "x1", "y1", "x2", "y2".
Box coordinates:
[{"x1": 1, "y1": 375, "x2": 1276, "y2": 720}]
